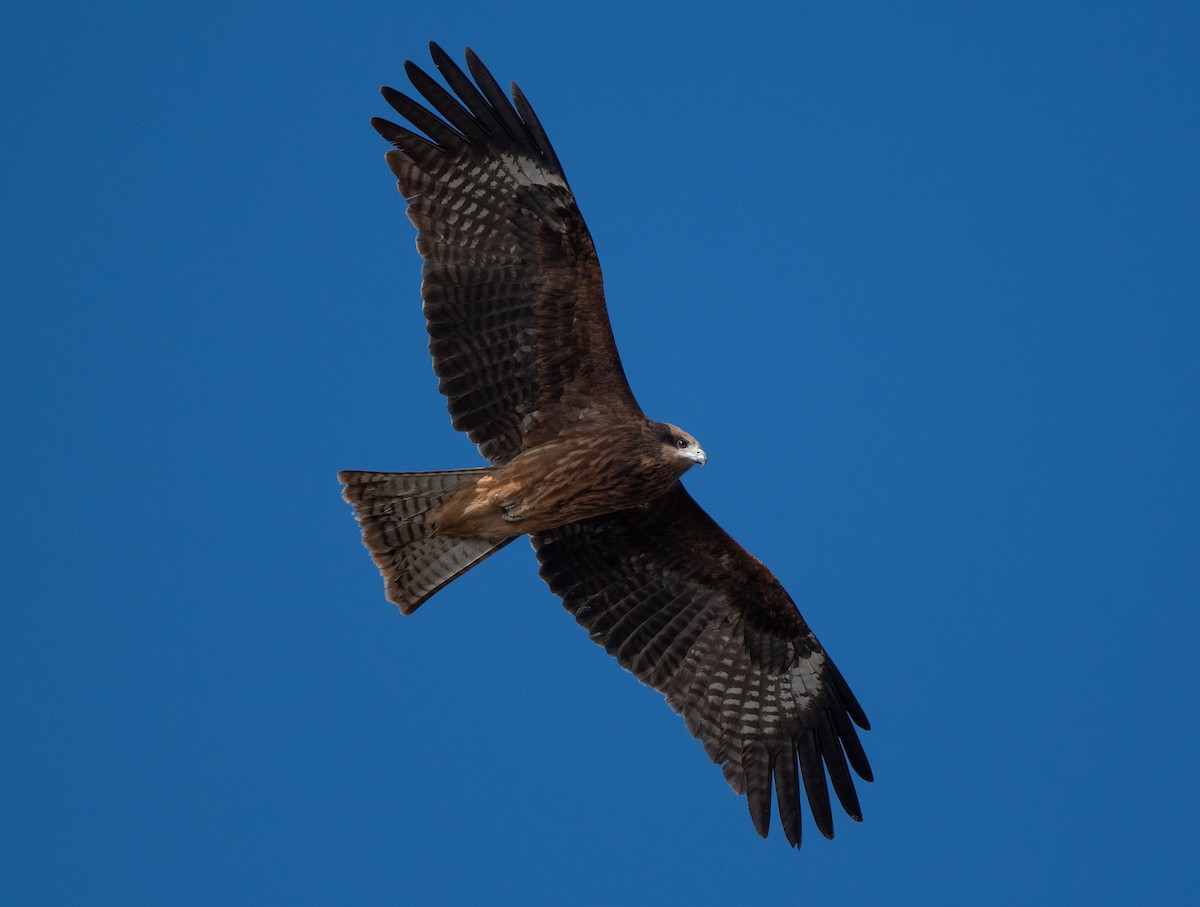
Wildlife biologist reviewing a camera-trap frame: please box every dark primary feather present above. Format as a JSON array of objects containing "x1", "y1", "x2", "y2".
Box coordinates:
[
  {"x1": 533, "y1": 486, "x2": 872, "y2": 846},
  {"x1": 373, "y1": 42, "x2": 639, "y2": 465}
]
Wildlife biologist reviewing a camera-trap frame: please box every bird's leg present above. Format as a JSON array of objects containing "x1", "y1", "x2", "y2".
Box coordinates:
[{"x1": 500, "y1": 499, "x2": 527, "y2": 523}]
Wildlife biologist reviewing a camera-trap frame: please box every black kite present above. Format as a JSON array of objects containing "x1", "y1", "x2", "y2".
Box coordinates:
[{"x1": 339, "y1": 44, "x2": 873, "y2": 848}]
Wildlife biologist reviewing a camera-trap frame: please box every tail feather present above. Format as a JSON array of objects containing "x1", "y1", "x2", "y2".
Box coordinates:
[{"x1": 339, "y1": 468, "x2": 513, "y2": 614}]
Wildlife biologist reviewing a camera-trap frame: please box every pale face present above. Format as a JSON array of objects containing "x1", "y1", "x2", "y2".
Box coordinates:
[{"x1": 660, "y1": 423, "x2": 707, "y2": 468}]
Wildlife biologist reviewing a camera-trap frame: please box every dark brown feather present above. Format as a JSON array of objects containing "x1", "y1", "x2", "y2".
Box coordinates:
[
  {"x1": 339, "y1": 469, "x2": 513, "y2": 614},
  {"x1": 773, "y1": 745, "x2": 803, "y2": 847},
  {"x1": 428, "y1": 43, "x2": 508, "y2": 140},
  {"x1": 533, "y1": 485, "x2": 872, "y2": 848},
  {"x1": 372, "y1": 44, "x2": 639, "y2": 464}
]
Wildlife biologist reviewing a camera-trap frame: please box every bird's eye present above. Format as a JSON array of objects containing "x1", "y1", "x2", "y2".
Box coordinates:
[{"x1": 675, "y1": 437, "x2": 689, "y2": 449}]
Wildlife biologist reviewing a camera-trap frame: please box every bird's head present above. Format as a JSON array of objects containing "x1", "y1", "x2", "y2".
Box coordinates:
[{"x1": 657, "y1": 423, "x2": 707, "y2": 470}]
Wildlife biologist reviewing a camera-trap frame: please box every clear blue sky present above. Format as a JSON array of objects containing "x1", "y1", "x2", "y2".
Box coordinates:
[{"x1": 3, "y1": 1, "x2": 1198, "y2": 903}]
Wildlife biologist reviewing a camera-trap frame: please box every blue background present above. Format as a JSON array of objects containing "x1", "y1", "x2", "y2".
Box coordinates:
[{"x1": 4, "y1": 1, "x2": 1198, "y2": 903}]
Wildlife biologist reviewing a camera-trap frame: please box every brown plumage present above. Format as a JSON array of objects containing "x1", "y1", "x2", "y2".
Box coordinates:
[{"x1": 339, "y1": 43, "x2": 872, "y2": 848}]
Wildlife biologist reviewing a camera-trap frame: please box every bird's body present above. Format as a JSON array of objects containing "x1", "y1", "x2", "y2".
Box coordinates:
[
  {"x1": 433, "y1": 420, "x2": 704, "y2": 537},
  {"x1": 340, "y1": 43, "x2": 873, "y2": 848}
]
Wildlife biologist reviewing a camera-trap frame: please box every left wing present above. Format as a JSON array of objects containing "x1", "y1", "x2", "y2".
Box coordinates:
[{"x1": 532, "y1": 485, "x2": 872, "y2": 847}]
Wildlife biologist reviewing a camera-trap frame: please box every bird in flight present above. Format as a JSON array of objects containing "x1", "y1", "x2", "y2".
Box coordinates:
[{"x1": 340, "y1": 43, "x2": 872, "y2": 848}]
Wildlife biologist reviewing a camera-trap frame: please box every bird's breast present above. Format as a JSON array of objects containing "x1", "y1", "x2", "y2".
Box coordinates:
[{"x1": 435, "y1": 432, "x2": 683, "y2": 537}]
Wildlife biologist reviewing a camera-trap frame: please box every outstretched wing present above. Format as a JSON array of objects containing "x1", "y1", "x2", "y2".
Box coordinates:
[
  {"x1": 532, "y1": 485, "x2": 873, "y2": 847},
  {"x1": 373, "y1": 43, "x2": 641, "y2": 465}
]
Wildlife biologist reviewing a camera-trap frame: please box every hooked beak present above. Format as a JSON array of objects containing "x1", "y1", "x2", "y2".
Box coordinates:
[{"x1": 690, "y1": 447, "x2": 708, "y2": 468}]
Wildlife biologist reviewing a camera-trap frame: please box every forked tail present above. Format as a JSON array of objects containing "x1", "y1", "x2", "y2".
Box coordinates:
[{"x1": 338, "y1": 468, "x2": 513, "y2": 614}]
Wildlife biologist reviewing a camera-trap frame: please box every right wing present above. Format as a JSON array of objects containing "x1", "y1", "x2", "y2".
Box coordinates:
[{"x1": 373, "y1": 43, "x2": 642, "y2": 464}]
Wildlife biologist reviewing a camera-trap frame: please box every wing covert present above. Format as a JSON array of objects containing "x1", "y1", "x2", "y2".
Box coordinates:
[
  {"x1": 373, "y1": 44, "x2": 641, "y2": 464},
  {"x1": 531, "y1": 485, "x2": 872, "y2": 847}
]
